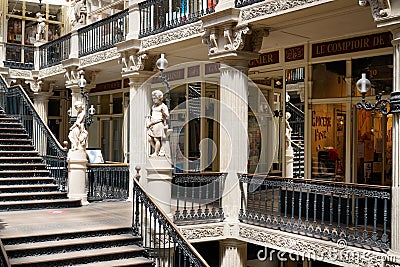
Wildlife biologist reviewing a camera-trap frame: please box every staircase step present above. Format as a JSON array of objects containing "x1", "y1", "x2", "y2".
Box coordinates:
[
  {"x1": 9, "y1": 245, "x2": 146, "y2": 266},
  {"x1": 0, "y1": 157, "x2": 43, "y2": 163},
  {"x1": 0, "y1": 150, "x2": 38, "y2": 155},
  {"x1": 0, "y1": 145, "x2": 36, "y2": 151},
  {"x1": 0, "y1": 163, "x2": 47, "y2": 169},
  {"x1": 0, "y1": 133, "x2": 29, "y2": 139},
  {"x1": 73, "y1": 257, "x2": 154, "y2": 267},
  {"x1": 0, "y1": 177, "x2": 54, "y2": 185},
  {"x1": 0, "y1": 184, "x2": 57, "y2": 193},
  {"x1": 0, "y1": 170, "x2": 49, "y2": 178},
  {"x1": 0, "y1": 198, "x2": 81, "y2": 211},
  {"x1": 5, "y1": 234, "x2": 140, "y2": 257},
  {"x1": 0, "y1": 191, "x2": 67, "y2": 201}
]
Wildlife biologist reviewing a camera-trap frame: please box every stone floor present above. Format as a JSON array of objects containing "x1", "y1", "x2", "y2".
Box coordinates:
[{"x1": 0, "y1": 201, "x2": 133, "y2": 238}]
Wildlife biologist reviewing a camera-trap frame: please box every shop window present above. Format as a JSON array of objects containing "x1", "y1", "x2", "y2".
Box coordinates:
[
  {"x1": 312, "y1": 61, "x2": 346, "y2": 99},
  {"x1": 352, "y1": 54, "x2": 392, "y2": 97},
  {"x1": 7, "y1": 18, "x2": 22, "y2": 44},
  {"x1": 355, "y1": 110, "x2": 392, "y2": 185},
  {"x1": 8, "y1": 0, "x2": 22, "y2": 15},
  {"x1": 100, "y1": 95, "x2": 110, "y2": 114},
  {"x1": 311, "y1": 103, "x2": 346, "y2": 181},
  {"x1": 24, "y1": 2, "x2": 41, "y2": 18},
  {"x1": 112, "y1": 93, "x2": 123, "y2": 114}
]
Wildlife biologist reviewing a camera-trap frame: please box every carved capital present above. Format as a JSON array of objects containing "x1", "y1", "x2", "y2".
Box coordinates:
[
  {"x1": 64, "y1": 66, "x2": 79, "y2": 85},
  {"x1": 25, "y1": 78, "x2": 42, "y2": 94},
  {"x1": 359, "y1": 0, "x2": 389, "y2": 20},
  {"x1": 224, "y1": 26, "x2": 251, "y2": 52}
]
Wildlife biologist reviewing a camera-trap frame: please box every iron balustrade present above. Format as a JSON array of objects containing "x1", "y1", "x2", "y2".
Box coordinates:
[
  {"x1": 78, "y1": 9, "x2": 128, "y2": 57},
  {"x1": 132, "y1": 170, "x2": 210, "y2": 267},
  {"x1": 139, "y1": 0, "x2": 218, "y2": 37},
  {"x1": 0, "y1": 76, "x2": 68, "y2": 191},
  {"x1": 290, "y1": 141, "x2": 303, "y2": 179},
  {"x1": 172, "y1": 172, "x2": 226, "y2": 224},
  {"x1": 238, "y1": 174, "x2": 391, "y2": 251},
  {"x1": 87, "y1": 162, "x2": 130, "y2": 201},
  {"x1": 286, "y1": 102, "x2": 304, "y2": 137},
  {"x1": 3, "y1": 43, "x2": 34, "y2": 70},
  {"x1": 39, "y1": 34, "x2": 71, "y2": 69}
]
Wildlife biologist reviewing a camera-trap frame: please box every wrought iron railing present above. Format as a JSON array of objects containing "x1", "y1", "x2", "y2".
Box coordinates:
[
  {"x1": 172, "y1": 172, "x2": 226, "y2": 224},
  {"x1": 0, "y1": 239, "x2": 10, "y2": 267},
  {"x1": 3, "y1": 43, "x2": 34, "y2": 70},
  {"x1": 235, "y1": 0, "x2": 262, "y2": 8},
  {"x1": 286, "y1": 102, "x2": 304, "y2": 137},
  {"x1": 39, "y1": 34, "x2": 71, "y2": 69},
  {"x1": 238, "y1": 174, "x2": 391, "y2": 250},
  {"x1": 132, "y1": 169, "x2": 210, "y2": 267},
  {"x1": 87, "y1": 162, "x2": 129, "y2": 201},
  {"x1": 0, "y1": 76, "x2": 68, "y2": 191},
  {"x1": 139, "y1": 0, "x2": 217, "y2": 37},
  {"x1": 79, "y1": 9, "x2": 128, "y2": 57},
  {"x1": 290, "y1": 141, "x2": 303, "y2": 178}
]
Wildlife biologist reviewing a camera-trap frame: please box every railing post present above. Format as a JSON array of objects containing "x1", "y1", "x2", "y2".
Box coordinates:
[
  {"x1": 126, "y1": 0, "x2": 140, "y2": 40},
  {"x1": 69, "y1": 29, "x2": 80, "y2": 59}
]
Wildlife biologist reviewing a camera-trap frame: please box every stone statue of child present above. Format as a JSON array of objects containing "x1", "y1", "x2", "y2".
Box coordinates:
[
  {"x1": 68, "y1": 101, "x2": 88, "y2": 151},
  {"x1": 146, "y1": 90, "x2": 169, "y2": 157}
]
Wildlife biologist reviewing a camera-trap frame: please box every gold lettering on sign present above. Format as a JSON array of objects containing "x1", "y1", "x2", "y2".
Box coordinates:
[{"x1": 312, "y1": 111, "x2": 332, "y2": 141}]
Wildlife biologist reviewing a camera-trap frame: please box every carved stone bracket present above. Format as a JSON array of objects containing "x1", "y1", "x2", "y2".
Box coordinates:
[
  {"x1": 25, "y1": 78, "x2": 43, "y2": 94},
  {"x1": 119, "y1": 52, "x2": 148, "y2": 73},
  {"x1": 64, "y1": 66, "x2": 79, "y2": 85},
  {"x1": 359, "y1": 0, "x2": 389, "y2": 20}
]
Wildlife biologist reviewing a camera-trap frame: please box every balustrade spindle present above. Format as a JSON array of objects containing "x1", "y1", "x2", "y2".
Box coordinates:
[
  {"x1": 321, "y1": 194, "x2": 325, "y2": 231},
  {"x1": 263, "y1": 184, "x2": 268, "y2": 222},
  {"x1": 373, "y1": 197, "x2": 378, "y2": 241},
  {"x1": 364, "y1": 197, "x2": 368, "y2": 239},
  {"x1": 329, "y1": 192, "x2": 334, "y2": 233}
]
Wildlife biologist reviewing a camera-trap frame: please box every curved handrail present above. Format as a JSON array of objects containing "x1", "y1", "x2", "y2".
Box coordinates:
[{"x1": 133, "y1": 170, "x2": 210, "y2": 267}]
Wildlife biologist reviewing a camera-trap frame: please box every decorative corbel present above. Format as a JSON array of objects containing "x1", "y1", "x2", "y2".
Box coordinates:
[
  {"x1": 359, "y1": 0, "x2": 389, "y2": 19},
  {"x1": 25, "y1": 78, "x2": 42, "y2": 94},
  {"x1": 119, "y1": 52, "x2": 148, "y2": 73},
  {"x1": 224, "y1": 26, "x2": 251, "y2": 52},
  {"x1": 250, "y1": 28, "x2": 269, "y2": 52},
  {"x1": 202, "y1": 29, "x2": 219, "y2": 54},
  {"x1": 64, "y1": 67, "x2": 79, "y2": 84}
]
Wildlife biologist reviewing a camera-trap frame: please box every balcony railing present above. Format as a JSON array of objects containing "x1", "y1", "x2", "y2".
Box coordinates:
[
  {"x1": 39, "y1": 34, "x2": 71, "y2": 69},
  {"x1": 87, "y1": 162, "x2": 130, "y2": 201},
  {"x1": 173, "y1": 172, "x2": 226, "y2": 224},
  {"x1": 238, "y1": 174, "x2": 391, "y2": 251},
  {"x1": 133, "y1": 170, "x2": 210, "y2": 267},
  {"x1": 139, "y1": 0, "x2": 218, "y2": 37},
  {"x1": 3, "y1": 43, "x2": 34, "y2": 70},
  {"x1": 79, "y1": 9, "x2": 128, "y2": 57}
]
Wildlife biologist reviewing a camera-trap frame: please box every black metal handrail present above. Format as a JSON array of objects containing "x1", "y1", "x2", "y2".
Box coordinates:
[
  {"x1": 238, "y1": 174, "x2": 391, "y2": 251},
  {"x1": 3, "y1": 43, "x2": 34, "y2": 70},
  {"x1": 290, "y1": 141, "x2": 303, "y2": 178},
  {"x1": 132, "y1": 169, "x2": 210, "y2": 267},
  {"x1": 286, "y1": 102, "x2": 304, "y2": 136},
  {"x1": 172, "y1": 172, "x2": 226, "y2": 224},
  {"x1": 139, "y1": 0, "x2": 217, "y2": 37},
  {"x1": 0, "y1": 239, "x2": 11, "y2": 267},
  {"x1": 87, "y1": 162, "x2": 129, "y2": 201},
  {"x1": 39, "y1": 33, "x2": 71, "y2": 69},
  {"x1": 78, "y1": 9, "x2": 128, "y2": 57},
  {"x1": 0, "y1": 75, "x2": 68, "y2": 191}
]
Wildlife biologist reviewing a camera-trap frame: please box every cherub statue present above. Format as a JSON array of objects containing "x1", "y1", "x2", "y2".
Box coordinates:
[
  {"x1": 146, "y1": 90, "x2": 169, "y2": 157},
  {"x1": 68, "y1": 101, "x2": 88, "y2": 151},
  {"x1": 285, "y1": 112, "x2": 292, "y2": 149},
  {"x1": 35, "y1": 12, "x2": 46, "y2": 41}
]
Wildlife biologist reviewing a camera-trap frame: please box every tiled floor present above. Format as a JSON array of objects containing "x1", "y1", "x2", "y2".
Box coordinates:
[{"x1": 0, "y1": 201, "x2": 133, "y2": 238}]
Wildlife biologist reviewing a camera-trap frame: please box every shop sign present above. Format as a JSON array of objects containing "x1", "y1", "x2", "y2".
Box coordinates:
[
  {"x1": 152, "y1": 69, "x2": 185, "y2": 83},
  {"x1": 188, "y1": 65, "x2": 200, "y2": 78},
  {"x1": 249, "y1": 51, "x2": 280, "y2": 68},
  {"x1": 312, "y1": 111, "x2": 332, "y2": 141},
  {"x1": 312, "y1": 32, "x2": 392, "y2": 58},
  {"x1": 205, "y1": 63, "x2": 220, "y2": 75},
  {"x1": 92, "y1": 80, "x2": 122, "y2": 92},
  {"x1": 285, "y1": 45, "x2": 304, "y2": 62}
]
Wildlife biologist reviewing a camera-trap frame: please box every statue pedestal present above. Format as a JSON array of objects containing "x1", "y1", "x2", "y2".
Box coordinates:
[
  {"x1": 67, "y1": 150, "x2": 89, "y2": 205},
  {"x1": 285, "y1": 147, "x2": 294, "y2": 178},
  {"x1": 145, "y1": 157, "x2": 173, "y2": 214}
]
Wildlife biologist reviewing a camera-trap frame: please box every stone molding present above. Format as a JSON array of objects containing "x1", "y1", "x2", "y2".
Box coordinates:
[
  {"x1": 238, "y1": 224, "x2": 386, "y2": 267},
  {"x1": 80, "y1": 47, "x2": 120, "y2": 67},
  {"x1": 179, "y1": 224, "x2": 225, "y2": 241},
  {"x1": 8, "y1": 69, "x2": 32, "y2": 80},
  {"x1": 38, "y1": 64, "x2": 64, "y2": 79},
  {"x1": 141, "y1": 22, "x2": 203, "y2": 50},
  {"x1": 241, "y1": 0, "x2": 323, "y2": 22}
]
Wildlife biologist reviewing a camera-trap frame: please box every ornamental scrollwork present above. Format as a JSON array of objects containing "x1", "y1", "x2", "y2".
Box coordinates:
[
  {"x1": 80, "y1": 47, "x2": 120, "y2": 67},
  {"x1": 180, "y1": 225, "x2": 224, "y2": 240},
  {"x1": 141, "y1": 22, "x2": 203, "y2": 50},
  {"x1": 241, "y1": 0, "x2": 322, "y2": 22},
  {"x1": 359, "y1": 0, "x2": 389, "y2": 20},
  {"x1": 8, "y1": 69, "x2": 32, "y2": 79},
  {"x1": 119, "y1": 53, "x2": 148, "y2": 73},
  {"x1": 224, "y1": 27, "x2": 251, "y2": 52},
  {"x1": 38, "y1": 64, "x2": 64, "y2": 79}
]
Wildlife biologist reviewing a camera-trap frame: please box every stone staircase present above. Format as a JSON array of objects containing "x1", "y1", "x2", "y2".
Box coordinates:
[
  {"x1": 0, "y1": 114, "x2": 81, "y2": 211},
  {"x1": 291, "y1": 133, "x2": 304, "y2": 178},
  {"x1": 2, "y1": 227, "x2": 153, "y2": 267}
]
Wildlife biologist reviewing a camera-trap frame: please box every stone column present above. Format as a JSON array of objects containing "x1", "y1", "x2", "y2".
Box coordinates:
[
  {"x1": 389, "y1": 28, "x2": 400, "y2": 260},
  {"x1": 219, "y1": 60, "x2": 249, "y2": 221},
  {"x1": 219, "y1": 239, "x2": 247, "y2": 267},
  {"x1": 33, "y1": 92, "x2": 51, "y2": 123}
]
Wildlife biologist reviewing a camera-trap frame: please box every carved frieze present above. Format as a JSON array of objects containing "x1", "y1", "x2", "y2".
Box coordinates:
[
  {"x1": 8, "y1": 69, "x2": 32, "y2": 79},
  {"x1": 241, "y1": 0, "x2": 322, "y2": 22},
  {"x1": 80, "y1": 47, "x2": 120, "y2": 67},
  {"x1": 141, "y1": 22, "x2": 203, "y2": 50},
  {"x1": 239, "y1": 224, "x2": 386, "y2": 267},
  {"x1": 38, "y1": 64, "x2": 64, "y2": 79},
  {"x1": 180, "y1": 225, "x2": 224, "y2": 240}
]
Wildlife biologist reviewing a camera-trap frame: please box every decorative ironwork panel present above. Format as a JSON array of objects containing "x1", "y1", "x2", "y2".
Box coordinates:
[
  {"x1": 139, "y1": 0, "x2": 217, "y2": 37},
  {"x1": 39, "y1": 34, "x2": 71, "y2": 69},
  {"x1": 78, "y1": 9, "x2": 128, "y2": 57},
  {"x1": 238, "y1": 173, "x2": 391, "y2": 251}
]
